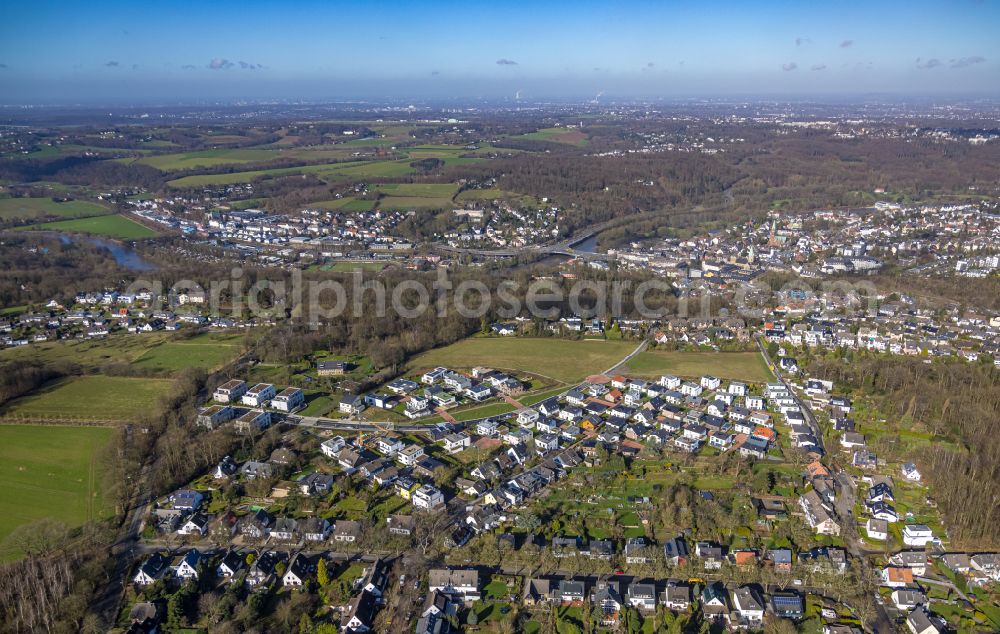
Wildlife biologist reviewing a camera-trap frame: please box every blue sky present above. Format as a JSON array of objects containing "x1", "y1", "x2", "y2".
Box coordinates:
[{"x1": 1, "y1": 0, "x2": 998, "y2": 103}]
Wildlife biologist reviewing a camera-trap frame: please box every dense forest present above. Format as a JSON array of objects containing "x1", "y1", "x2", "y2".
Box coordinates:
[{"x1": 810, "y1": 357, "x2": 1000, "y2": 548}]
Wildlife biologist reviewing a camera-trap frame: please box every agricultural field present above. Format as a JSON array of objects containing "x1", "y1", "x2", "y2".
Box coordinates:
[
  {"x1": 134, "y1": 146, "x2": 362, "y2": 171},
  {"x1": 455, "y1": 188, "x2": 533, "y2": 205},
  {"x1": 134, "y1": 148, "x2": 280, "y2": 170},
  {"x1": 306, "y1": 198, "x2": 366, "y2": 211},
  {"x1": 0, "y1": 332, "x2": 180, "y2": 371},
  {"x1": 378, "y1": 196, "x2": 453, "y2": 210},
  {"x1": 1, "y1": 375, "x2": 175, "y2": 422},
  {"x1": 373, "y1": 183, "x2": 457, "y2": 198},
  {"x1": 624, "y1": 350, "x2": 773, "y2": 383},
  {"x1": 517, "y1": 127, "x2": 589, "y2": 146},
  {"x1": 0, "y1": 197, "x2": 111, "y2": 221},
  {"x1": 165, "y1": 157, "x2": 418, "y2": 188},
  {"x1": 0, "y1": 425, "x2": 113, "y2": 560},
  {"x1": 131, "y1": 332, "x2": 245, "y2": 372},
  {"x1": 17, "y1": 214, "x2": 159, "y2": 239},
  {"x1": 311, "y1": 261, "x2": 387, "y2": 273},
  {"x1": 408, "y1": 337, "x2": 637, "y2": 384}
]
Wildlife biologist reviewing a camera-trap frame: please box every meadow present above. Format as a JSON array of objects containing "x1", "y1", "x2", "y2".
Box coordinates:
[
  {"x1": 0, "y1": 197, "x2": 111, "y2": 221},
  {"x1": 1, "y1": 375, "x2": 175, "y2": 421},
  {"x1": 407, "y1": 337, "x2": 637, "y2": 384},
  {"x1": 517, "y1": 127, "x2": 589, "y2": 146},
  {"x1": 308, "y1": 198, "x2": 375, "y2": 212},
  {"x1": 131, "y1": 332, "x2": 244, "y2": 372},
  {"x1": 135, "y1": 148, "x2": 280, "y2": 170},
  {"x1": 17, "y1": 214, "x2": 159, "y2": 239},
  {"x1": 165, "y1": 158, "x2": 419, "y2": 188},
  {"x1": 0, "y1": 332, "x2": 171, "y2": 370},
  {"x1": 373, "y1": 183, "x2": 457, "y2": 198},
  {"x1": 624, "y1": 350, "x2": 774, "y2": 382},
  {"x1": 0, "y1": 425, "x2": 113, "y2": 560},
  {"x1": 135, "y1": 146, "x2": 362, "y2": 171},
  {"x1": 378, "y1": 196, "x2": 453, "y2": 210}
]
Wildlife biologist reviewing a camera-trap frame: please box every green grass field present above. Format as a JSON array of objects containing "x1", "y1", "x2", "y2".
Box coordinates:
[
  {"x1": 517, "y1": 127, "x2": 589, "y2": 146},
  {"x1": 18, "y1": 214, "x2": 159, "y2": 239},
  {"x1": 313, "y1": 261, "x2": 387, "y2": 272},
  {"x1": 307, "y1": 198, "x2": 374, "y2": 212},
  {"x1": 132, "y1": 333, "x2": 244, "y2": 372},
  {"x1": 165, "y1": 158, "x2": 418, "y2": 188},
  {"x1": 455, "y1": 188, "x2": 531, "y2": 203},
  {"x1": 135, "y1": 148, "x2": 280, "y2": 170},
  {"x1": 0, "y1": 333, "x2": 168, "y2": 370},
  {"x1": 408, "y1": 337, "x2": 637, "y2": 384},
  {"x1": 1, "y1": 375, "x2": 175, "y2": 421},
  {"x1": 135, "y1": 146, "x2": 362, "y2": 171},
  {"x1": 373, "y1": 183, "x2": 457, "y2": 198},
  {"x1": 0, "y1": 425, "x2": 113, "y2": 560},
  {"x1": 624, "y1": 350, "x2": 773, "y2": 382},
  {"x1": 0, "y1": 197, "x2": 111, "y2": 221},
  {"x1": 378, "y1": 196, "x2": 453, "y2": 210}
]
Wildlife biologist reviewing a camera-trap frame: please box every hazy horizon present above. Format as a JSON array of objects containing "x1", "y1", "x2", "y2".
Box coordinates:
[{"x1": 2, "y1": 0, "x2": 999, "y2": 105}]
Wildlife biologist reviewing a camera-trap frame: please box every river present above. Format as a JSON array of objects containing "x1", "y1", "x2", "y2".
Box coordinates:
[{"x1": 58, "y1": 234, "x2": 156, "y2": 271}]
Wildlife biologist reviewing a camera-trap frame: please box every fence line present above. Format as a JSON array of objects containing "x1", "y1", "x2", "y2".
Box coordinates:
[{"x1": 0, "y1": 412, "x2": 127, "y2": 427}]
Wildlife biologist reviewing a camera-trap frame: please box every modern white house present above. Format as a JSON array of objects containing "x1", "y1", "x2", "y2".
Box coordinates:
[
  {"x1": 412, "y1": 484, "x2": 445, "y2": 509},
  {"x1": 866, "y1": 518, "x2": 888, "y2": 541},
  {"x1": 902, "y1": 524, "x2": 935, "y2": 547},
  {"x1": 271, "y1": 387, "x2": 305, "y2": 412},
  {"x1": 320, "y1": 436, "x2": 346, "y2": 458},
  {"x1": 241, "y1": 383, "x2": 276, "y2": 407},
  {"x1": 213, "y1": 379, "x2": 247, "y2": 403},
  {"x1": 901, "y1": 462, "x2": 922, "y2": 482}
]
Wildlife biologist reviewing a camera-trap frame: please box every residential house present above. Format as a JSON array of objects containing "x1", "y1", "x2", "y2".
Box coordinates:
[
  {"x1": 701, "y1": 584, "x2": 730, "y2": 621},
  {"x1": 800, "y1": 490, "x2": 840, "y2": 536},
  {"x1": 624, "y1": 537, "x2": 655, "y2": 564},
  {"x1": 213, "y1": 379, "x2": 247, "y2": 403},
  {"x1": 891, "y1": 590, "x2": 928, "y2": 611},
  {"x1": 662, "y1": 583, "x2": 691, "y2": 611},
  {"x1": 906, "y1": 606, "x2": 943, "y2": 634},
  {"x1": 320, "y1": 436, "x2": 346, "y2": 458},
  {"x1": 301, "y1": 517, "x2": 332, "y2": 542},
  {"x1": 627, "y1": 582, "x2": 657, "y2": 612},
  {"x1": 732, "y1": 586, "x2": 765, "y2": 627},
  {"x1": 170, "y1": 549, "x2": 203, "y2": 581},
  {"x1": 428, "y1": 568, "x2": 481, "y2": 603},
  {"x1": 216, "y1": 550, "x2": 245, "y2": 581},
  {"x1": 270, "y1": 517, "x2": 298, "y2": 541},
  {"x1": 282, "y1": 553, "x2": 318, "y2": 587},
  {"x1": 413, "y1": 484, "x2": 445, "y2": 510},
  {"x1": 233, "y1": 409, "x2": 271, "y2": 434},
  {"x1": 770, "y1": 592, "x2": 804, "y2": 620},
  {"x1": 591, "y1": 580, "x2": 623, "y2": 625},
  {"x1": 133, "y1": 552, "x2": 169, "y2": 586},
  {"x1": 316, "y1": 360, "x2": 346, "y2": 376},
  {"x1": 523, "y1": 578, "x2": 553, "y2": 606},
  {"x1": 241, "y1": 383, "x2": 276, "y2": 407},
  {"x1": 339, "y1": 393, "x2": 366, "y2": 415},
  {"x1": 333, "y1": 520, "x2": 361, "y2": 543},
  {"x1": 271, "y1": 387, "x2": 304, "y2": 412},
  {"x1": 556, "y1": 580, "x2": 587, "y2": 606},
  {"x1": 902, "y1": 525, "x2": 935, "y2": 547}
]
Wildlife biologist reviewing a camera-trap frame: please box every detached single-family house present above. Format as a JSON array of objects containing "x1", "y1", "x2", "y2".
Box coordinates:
[
  {"x1": 662, "y1": 583, "x2": 690, "y2": 611},
  {"x1": 902, "y1": 524, "x2": 935, "y2": 547},
  {"x1": 428, "y1": 568, "x2": 480, "y2": 603},
  {"x1": 133, "y1": 552, "x2": 169, "y2": 586},
  {"x1": 339, "y1": 393, "x2": 366, "y2": 415},
  {"x1": 627, "y1": 582, "x2": 657, "y2": 612}
]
